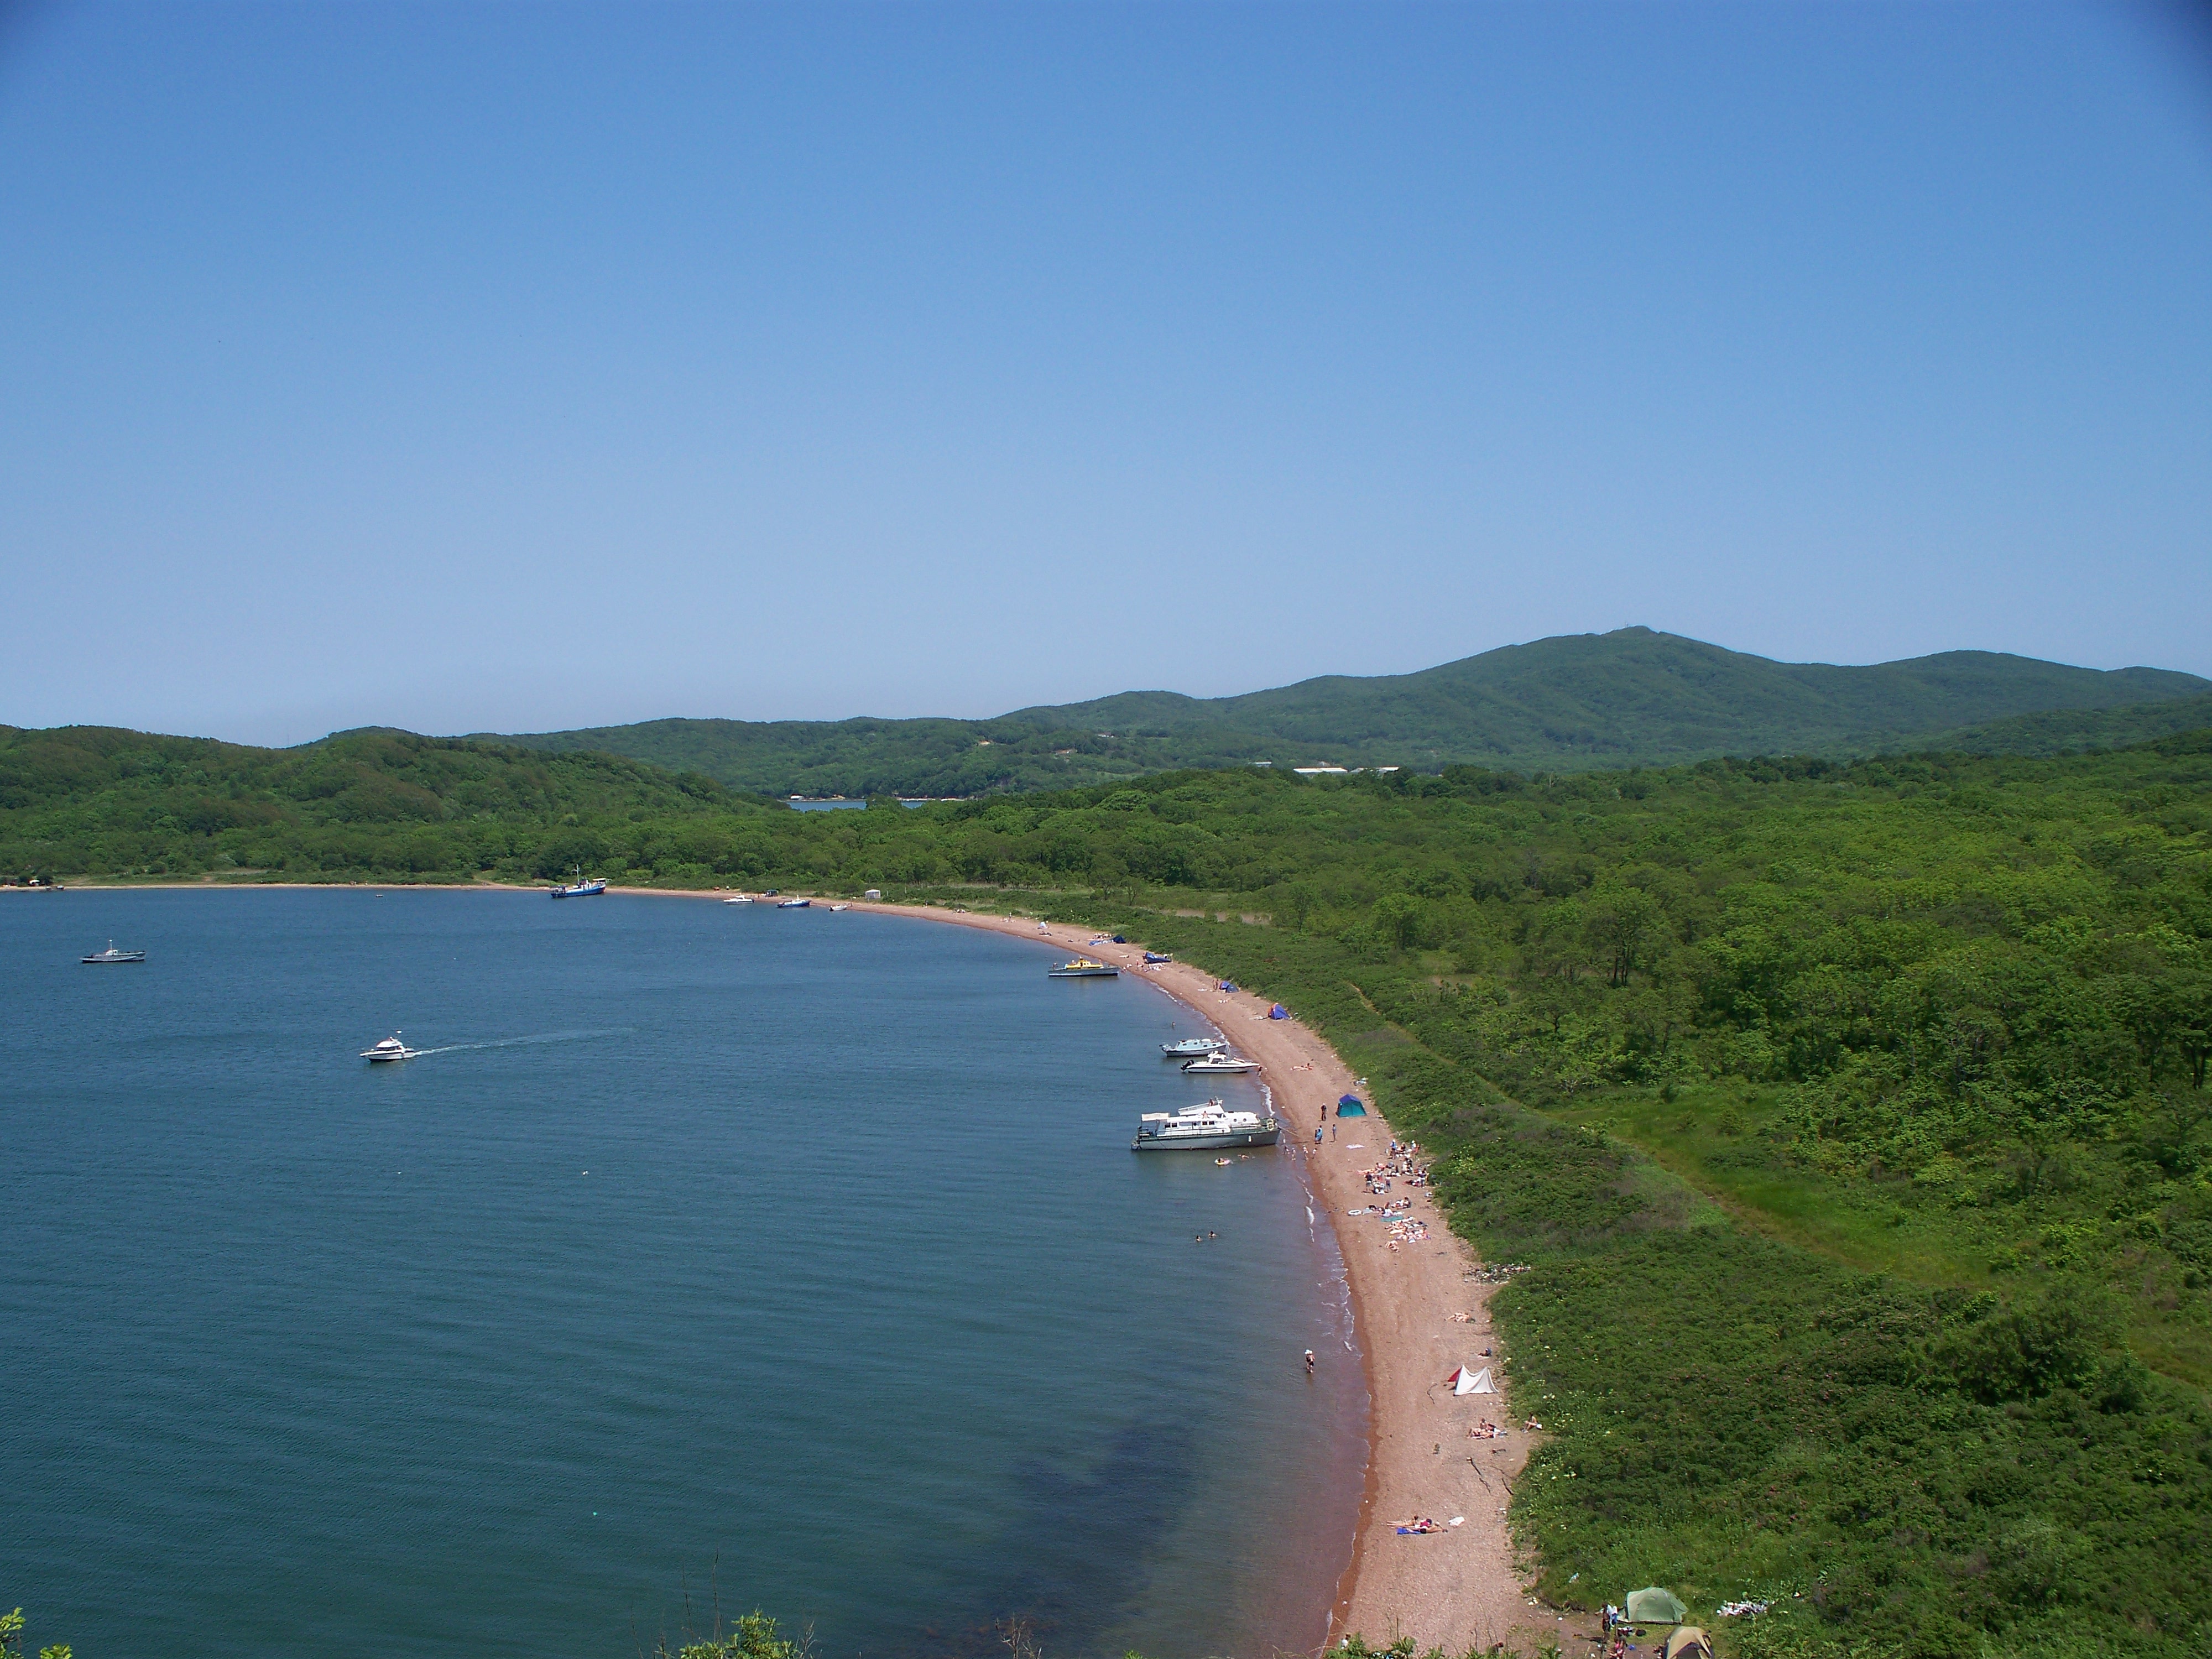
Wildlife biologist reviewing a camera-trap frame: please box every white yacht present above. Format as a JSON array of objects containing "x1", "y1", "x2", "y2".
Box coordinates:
[
  {"x1": 1182, "y1": 1051, "x2": 1259, "y2": 1074},
  {"x1": 1132, "y1": 1099, "x2": 1281, "y2": 1152},
  {"x1": 361, "y1": 1032, "x2": 421, "y2": 1063},
  {"x1": 723, "y1": 894, "x2": 753, "y2": 904}
]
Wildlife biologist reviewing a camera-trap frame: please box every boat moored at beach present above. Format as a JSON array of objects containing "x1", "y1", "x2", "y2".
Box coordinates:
[
  {"x1": 81, "y1": 941, "x2": 146, "y2": 964},
  {"x1": 360, "y1": 1032, "x2": 421, "y2": 1063},
  {"x1": 1048, "y1": 956, "x2": 1117, "y2": 978},
  {"x1": 777, "y1": 897, "x2": 812, "y2": 909},
  {"x1": 1132, "y1": 1099, "x2": 1282, "y2": 1152},
  {"x1": 1161, "y1": 1036, "x2": 1227, "y2": 1058},
  {"x1": 1182, "y1": 1050, "x2": 1259, "y2": 1074},
  {"x1": 550, "y1": 867, "x2": 606, "y2": 898}
]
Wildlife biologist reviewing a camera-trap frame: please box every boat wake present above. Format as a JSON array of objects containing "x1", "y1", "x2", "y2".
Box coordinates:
[{"x1": 406, "y1": 1027, "x2": 633, "y2": 1058}]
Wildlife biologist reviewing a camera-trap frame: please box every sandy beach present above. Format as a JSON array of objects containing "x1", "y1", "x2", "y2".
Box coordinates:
[{"x1": 830, "y1": 901, "x2": 1540, "y2": 1655}]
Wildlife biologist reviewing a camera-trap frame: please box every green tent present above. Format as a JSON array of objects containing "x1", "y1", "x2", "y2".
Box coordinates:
[{"x1": 1625, "y1": 1587, "x2": 1687, "y2": 1624}]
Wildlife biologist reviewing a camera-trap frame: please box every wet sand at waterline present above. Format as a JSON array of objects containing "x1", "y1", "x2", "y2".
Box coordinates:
[{"x1": 834, "y1": 901, "x2": 1541, "y2": 1655}]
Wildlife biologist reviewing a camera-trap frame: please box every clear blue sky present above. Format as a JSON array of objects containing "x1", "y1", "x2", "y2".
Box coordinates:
[{"x1": 3, "y1": 1, "x2": 2208, "y2": 745}]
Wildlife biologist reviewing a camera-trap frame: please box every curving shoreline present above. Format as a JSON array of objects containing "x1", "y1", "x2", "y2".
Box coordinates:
[
  {"x1": 33, "y1": 879, "x2": 1538, "y2": 1650},
  {"x1": 829, "y1": 900, "x2": 1539, "y2": 1655}
]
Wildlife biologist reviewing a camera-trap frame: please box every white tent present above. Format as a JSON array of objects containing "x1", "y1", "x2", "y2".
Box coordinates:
[{"x1": 1445, "y1": 1365, "x2": 1497, "y2": 1395}]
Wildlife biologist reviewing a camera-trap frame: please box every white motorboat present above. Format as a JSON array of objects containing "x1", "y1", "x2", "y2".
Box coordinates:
[
  {"x1": 829, "y1": 902, "x2": 851, "y2": 912},
  {"x1": 81, "y1": 940, "x2": 146, "y2": 964},
  {"x1": 1161, "y1": 1036, "x2": 1227, "y2": 1058},
  {"x1": 1182, "y1": 1051, "x2": 1259, "y2": 1074},
  {"x1": 723, "y1": 895, "x2": 754, "y2": 904},
  {"x1": 361, "y1": 1032, "x2": 421, "y2": 1063},
  {"x1": 1133, "y1": 1099, "x2": 1282, "y2": 1151}
]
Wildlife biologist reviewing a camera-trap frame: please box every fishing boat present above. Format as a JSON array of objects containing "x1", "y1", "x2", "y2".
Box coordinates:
[
  {"x1": 1132, "y1": 1099, "x2": 1282, "y2": 1152},
  {"x1": 1182, "y1": 1050, "x2": 1259, "y2": 1074},
  {"x1": 81, "y1": 940, "x2": 145, "y2": 964},
  {"x1": 777, "y1": 897, "x2": 812, "y2": 909},
  {"x1": 1161, "y1": 1036, "x2": 1227, "y2": 1058},
  {"x1": 550, "y1": 865, "x2": 606, "y2": 898},
  {"x1": 360, "y1": 1032, "x2": 421, "y2": 1063},
  {"x1": 1048, "y1": 956, "x2": 1117, "y2": 978}
]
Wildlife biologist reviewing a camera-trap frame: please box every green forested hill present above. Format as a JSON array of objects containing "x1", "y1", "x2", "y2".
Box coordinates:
[
  {"x1": 1935, "y1": 688, "x2": 2212, "y2": 758},
  {"x1": 474, "y1": 628, "x2": 2208, "y2": 796},
  {"x1": 0, "y1": 724, "x2": 772, "y2": 882},
  {"x1": 8, "y1": 721, "x2": 2212, "y2": 1653}
]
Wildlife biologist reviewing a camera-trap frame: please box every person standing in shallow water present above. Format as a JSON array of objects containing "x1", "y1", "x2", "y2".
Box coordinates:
[{"x1": 1305, "y1": 1349, "x2": 1316, "y2": 1375}]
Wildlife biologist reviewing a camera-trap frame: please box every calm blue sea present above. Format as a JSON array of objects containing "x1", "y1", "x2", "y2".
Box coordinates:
[{"x1": 0, "y1": 890, "x2": 1364, "y2": 1659}]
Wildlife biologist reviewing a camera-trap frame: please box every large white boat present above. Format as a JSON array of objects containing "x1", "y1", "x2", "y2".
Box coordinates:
[
  {"x1": 361, "y1": 1032, "x2": 421, "y2": 1063},
  {"x1": 1132, "y1": 1099, "x2": 1282, "y2": 1152},
  {"x1": 1182, "y1": 1051, "x2": 1259, "y2": 1074},
  {"x1": 81, "y1": 940, "x2": 146, "y2": 964}
]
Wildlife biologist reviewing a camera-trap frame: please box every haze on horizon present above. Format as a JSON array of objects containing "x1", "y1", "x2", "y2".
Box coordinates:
[{"x1": 2, "y1": 1, "x2": 2208, "y2": 750}]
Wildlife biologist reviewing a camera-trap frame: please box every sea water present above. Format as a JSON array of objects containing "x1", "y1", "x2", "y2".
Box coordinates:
[{"x1": 0, "y1": 890, "x2": 1364, "y2": 1658}]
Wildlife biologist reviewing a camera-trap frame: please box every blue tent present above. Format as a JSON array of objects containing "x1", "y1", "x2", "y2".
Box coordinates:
[
  {"x1": 1337, "y1": 1095, "x2": 1368, "y2": 1117},
  {"x1": 1268, "y1": 1003, "x2": 1289, "y2": 1019}
]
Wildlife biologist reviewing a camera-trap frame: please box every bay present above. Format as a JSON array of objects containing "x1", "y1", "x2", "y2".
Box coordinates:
[{"x1": 0, "y1": 889, "x2": 1364, "y2": 1658}]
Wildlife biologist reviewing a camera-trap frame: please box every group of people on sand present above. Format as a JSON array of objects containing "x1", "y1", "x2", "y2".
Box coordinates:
[
  {"x1": 1395, "y1": 1515, "x2": 1451, "y2": 1535},
  {"x1": 1468, "y1": 1419, "x2": 1506, "y2": 1440}
]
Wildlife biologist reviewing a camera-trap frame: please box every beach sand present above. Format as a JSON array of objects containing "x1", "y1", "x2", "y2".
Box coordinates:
[{"x1": 835, "y1": 902, "x2": 1542, "y2": 1656}]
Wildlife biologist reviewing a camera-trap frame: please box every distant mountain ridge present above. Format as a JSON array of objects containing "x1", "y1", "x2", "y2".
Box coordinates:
[{"x1": 472, "y1": 627, "x2": 2210, "y2": 797}]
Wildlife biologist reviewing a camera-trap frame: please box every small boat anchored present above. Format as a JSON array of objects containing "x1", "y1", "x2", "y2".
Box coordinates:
[
  {"x1": 1161, "y1": 1036, "x2": 1228, "y2": 1058},
  {"x1": 1182, "y1": 1050, "x2": 1260, "y2": 1074},
  {"x1": 81, "y1": 940, "x2": 145, "y2": 964},
  {"x1": 550, "y1": 866, "x2": 606, "y2": 898},
  {"x1": 361, "y1": 1032, "x2": 421, "y2": 1063},
  {"x1": 1133, "y1": 1099, "x2": 1282, "y2": 1152},
  {"x1": 777, "y1": 897, "x2": 812, "y2": 909},
  {"x1": 1048, "y1": 956, "x2": 1117, "y2": 978}
]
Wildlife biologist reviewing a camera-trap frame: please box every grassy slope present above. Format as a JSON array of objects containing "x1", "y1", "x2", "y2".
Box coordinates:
[{"x1": 472, "y1": 628, "x2": 2209, "y2": 797}]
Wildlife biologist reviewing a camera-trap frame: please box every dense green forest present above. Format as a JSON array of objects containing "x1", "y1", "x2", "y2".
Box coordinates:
[
  {"x1": 7, "y1": 721, "x2": 2212, "y2": 1654},
  {"x1": 476, "y1": 628, "x2": 2208, "y2": 797}
]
